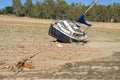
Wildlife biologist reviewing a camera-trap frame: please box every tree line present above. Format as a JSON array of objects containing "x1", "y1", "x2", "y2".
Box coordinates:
[{"x1": 0, "y1": 0, "x2": 120, "y2": 22}]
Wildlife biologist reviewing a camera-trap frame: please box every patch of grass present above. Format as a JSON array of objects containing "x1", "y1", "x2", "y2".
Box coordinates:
[
  {"x1": 0, "y1": 24, "x2": 50, "y2": 36},
  {"x1": 0, "y1": 15, "x2": 51, "y2": 35},
  {"x1": 88, "y1": 28, "x2": 120, "y2": 42},
  {"x1": 13, "y1": 26, "x2": 49, "y2": 35}
]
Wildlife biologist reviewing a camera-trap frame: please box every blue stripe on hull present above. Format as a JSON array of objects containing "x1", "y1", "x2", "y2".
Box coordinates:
[{"x1": 49, "y1": 25, "x2": 71, "y2": 43}]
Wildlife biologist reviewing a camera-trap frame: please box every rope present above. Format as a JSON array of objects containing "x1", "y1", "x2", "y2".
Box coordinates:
[{"x1": 13, "y1": 44, "x2": 53, "y2": 75}]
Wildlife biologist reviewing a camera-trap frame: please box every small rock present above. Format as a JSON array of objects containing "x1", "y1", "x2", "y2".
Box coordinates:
[{"x1": 56, "y1": 44, "x2": 63, "y2": 47}]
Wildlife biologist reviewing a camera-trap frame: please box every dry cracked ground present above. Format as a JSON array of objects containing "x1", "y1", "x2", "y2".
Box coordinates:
[{"x1": 0, "y1": 15, "x2": 120, "y2": 80}]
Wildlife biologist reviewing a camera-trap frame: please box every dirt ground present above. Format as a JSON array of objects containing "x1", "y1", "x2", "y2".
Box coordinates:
[{"x1": 0, "y1": 15, "x2": 120, "y2": 79}]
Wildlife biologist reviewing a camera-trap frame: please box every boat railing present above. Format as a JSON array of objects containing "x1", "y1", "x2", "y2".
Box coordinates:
[{"x1": 54, "y1": 20, "x2": 85, "y2": 39}]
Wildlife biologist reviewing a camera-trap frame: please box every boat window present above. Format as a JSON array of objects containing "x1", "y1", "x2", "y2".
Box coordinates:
[
  {"x1": 67, "y1": 20, "x2": 82, "y2": 32},
  {"x1": 59, "y1": 22, "x2": 69, "y2": 31}
]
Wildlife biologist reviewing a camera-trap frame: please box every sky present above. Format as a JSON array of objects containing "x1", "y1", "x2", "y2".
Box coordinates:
[{"x1": 0, "y1": 0, "x2": 120, "y2": 9}]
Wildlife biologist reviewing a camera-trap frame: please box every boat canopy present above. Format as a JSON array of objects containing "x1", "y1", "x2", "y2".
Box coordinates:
[{"x1": 76, "y1": 14, "x2": 91, "y2": 27}]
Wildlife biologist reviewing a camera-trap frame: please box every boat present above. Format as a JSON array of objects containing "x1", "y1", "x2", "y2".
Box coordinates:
[
  {"x1": 48, "y1": 0, "x2": 98, "y2": 43},
  {"x1": 48, "y1": 14, "x2": 91, "y2": 43}
]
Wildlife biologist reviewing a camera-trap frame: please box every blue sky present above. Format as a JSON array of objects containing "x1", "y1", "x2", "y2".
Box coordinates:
[{"x1": 0, "y1": 0, "x2": 120, "y2": 9}]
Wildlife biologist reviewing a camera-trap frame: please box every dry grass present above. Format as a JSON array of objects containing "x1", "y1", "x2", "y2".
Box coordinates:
[
  {"x1": 88, "y1": 28, "x2": 120, "y2": 42},
  {"x1": 0, "y1": 15, "x2": 52, "y2": 28},
  {"x1": 0, "y1": 15, "x2": 120, "y2": 72},
  {"x1": 0, "y1": 15, "x2": 53, "y2": 35},
  {"x1": 91, "y1": 22, "x2": 120, "y2": 29}
]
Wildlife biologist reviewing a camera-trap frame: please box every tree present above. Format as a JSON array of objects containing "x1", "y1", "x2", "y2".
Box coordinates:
[
  {"x1": 55, "y1": 0, "x2": 67, "y2": 19},
  {"x1": 112, "y1": 3, "x2": 120, "y2": 22},
  {"x1": 12, "y1": 0, "x2": 22, "y2": 16},
  {"x1": 4, "y1": 6, "x2": 13, "y2": 14},
  {"x1": 47, "y1": 0, "x2": 56, "y2": 19},
  {"x1": 32, "y1": 0, "x2": 42, "y2": 18},
  {"x1": 24, "y1": 0, "x2": 33, "y2": 17},
  {"x1": 1, "y1": 0, "x2": 118, "y2": 22},
  {"x1": 0, "y1": 9, "x2": 3, "y2": 14},
  {"x1": 42, "y1": 0, "x2": 56, "y2": 19}
]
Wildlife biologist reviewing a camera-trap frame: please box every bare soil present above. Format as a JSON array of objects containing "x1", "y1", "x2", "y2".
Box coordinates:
[{"x1": 0, "y1": 15, "x2": 120, "y2": 80}]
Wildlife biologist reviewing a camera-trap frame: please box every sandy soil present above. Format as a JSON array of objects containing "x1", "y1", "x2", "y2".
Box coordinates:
[{"x1": 0, "y1": 15, "x2": 120, "y2": 79}]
